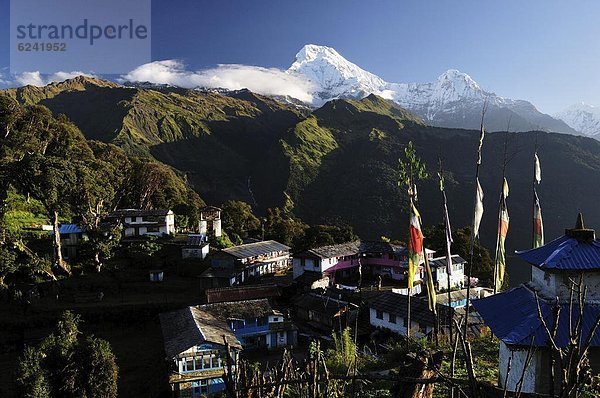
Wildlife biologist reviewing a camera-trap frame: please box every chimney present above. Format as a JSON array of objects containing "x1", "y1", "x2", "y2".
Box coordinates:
[{"x1": 565, "y1": 213, "x2": 595, "y2": 242}]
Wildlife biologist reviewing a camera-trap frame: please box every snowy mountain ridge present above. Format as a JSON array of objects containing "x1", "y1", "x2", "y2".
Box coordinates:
[
  {"x1": 287, "y1": 44, "x2": 578, "y2": 135},
  {"x1": 555, "y1": 102, "x2": 600, "y2": 138}
]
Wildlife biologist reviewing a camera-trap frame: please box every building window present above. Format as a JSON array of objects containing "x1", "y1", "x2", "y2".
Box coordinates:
[
  {"x1": 389, "y1": 314, "x2": 397, "y2": 324},
  {"x1": 376, "y1": 310, "x2": 383, "y2": 320},
  {"x1": 192, "y1": 380, "x2": 208, "y2": 395},
  {"x1": 273, "y1": 317, "x2": 279, "y2": 322}
]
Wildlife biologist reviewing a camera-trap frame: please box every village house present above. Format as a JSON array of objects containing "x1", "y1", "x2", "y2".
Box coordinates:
[
  {"x1": 109, "y1": 208, "x2": 175, "y2": 237},
  {"x1": 293, "y1": 292, "x2": 358, "y2": 335},
  {"x1": 201, "y1": 240, "x2": 290, "y2": 287},
  {"x1": 429, "y1": 254, "x2": 466, "y2": 290},
  {"x1": 368, "y1": 291, "x2": 441, "y2": 338},
  {"x1": 292, "y1": 240, "x2": 435, "y2": 285},
  {"x1": 474, "y1": 214, "x2": 600, "y2": 394},
  {"x1": 436, "y1": 287, "x2": 491, "y2": 309},
  {"x1": 181, "y1": 234, "x2": 210, "y2": 259},
  {"x1": 199, "y1": 206, "x2": 222, "y2": 238},
  {"x1": 201, "y1": 299, "x2": 298, "y2": 350},
  {"x1": 159, "y1": 306, "x2": 241, "y2": 397},
  {"x1": 160, "y1": 298, "x2": 297, "y2": 397},
  {"x1": 56, "y1": 224, "x2": 84, "y2": 260}
]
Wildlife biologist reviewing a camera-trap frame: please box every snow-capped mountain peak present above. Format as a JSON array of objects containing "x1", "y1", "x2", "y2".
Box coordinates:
[
  {"x1": 288, "y1": 44, "x2": 386, "y2": 104},
  {"x1": 286, "y1": 44, "x2": 577, "y2": 134},
  {"x1": 435, "y1": 69, "x2": 483, "y2": 95},
  {"x1": 555, "y1": 102, "x2": 600, "y2": 137}
]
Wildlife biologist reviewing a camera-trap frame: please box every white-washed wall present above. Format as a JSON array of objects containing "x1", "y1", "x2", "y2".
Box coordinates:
[
  {"x1": 498, "y1": 341, "x2": 538, "y2": 393},
  {"x1": 531, "y1": 267, "x2": 600, "y2": 301},
  {"x1": 368, "y1": 308, "x2": 431, "y2": 338}
]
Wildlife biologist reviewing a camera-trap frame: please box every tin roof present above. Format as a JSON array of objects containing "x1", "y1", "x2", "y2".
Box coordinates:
[
  {"x1": 221, "y1": 240, "x2": 290, "y2": 259},
  {"x1": 57, "y1": 224, "x2": 82, "y2": 234},
  {"x1": 429, "y1": 255, "x2": 467, "y2": 269},
  {"x1": 201, "y1": 298, "x2": 275, "y2": 320},
  {"x1": 369, "y1": 291, "x2": 437, "y2": 326},
  {"x1": 516, "y1": 235, "x2": 600, "y2": 271},
  {"x1": 517, "y1": 215, "x2": 600, "y2": 271},
  {"x1": 473, "y1": 284, "x2": 600, "y2": 347},
  {"x1": 296, "y1": 240, "x2": 435, "y2": 260},
  {"x1": 293, "y1": 293, "x2": 353, "y2": 318},
  {"x1": 110, "y1": 208, "x2": 172, "y2": 218},
  {"x1": 159, "y1": 306, "x2": 241, "y2": 358}
]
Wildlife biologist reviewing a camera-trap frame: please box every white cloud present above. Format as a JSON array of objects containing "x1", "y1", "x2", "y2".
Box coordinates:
[
  {"x1": 14, "y1": 71, "x2": 46, "y2": 87},
  {"x1": 8, "y1": 71, "x2": 96, "y2": 87},
  {"x1": 121, "y1": 60, "x2": 315, "y2": 103}
]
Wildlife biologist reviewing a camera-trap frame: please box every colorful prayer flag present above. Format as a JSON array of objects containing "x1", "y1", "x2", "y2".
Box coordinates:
[
  {"x1": 477, "y1": 126, "x2": 485, "y2": 165},
  {"x1": 442, "y1": 191, "x2": 453, "y2": 276},
  {"x1": 495, "y1": 179, "x2": 509, "y2": 289},
  {"x1": 534, "y1": 153, "x2": 542, "y2": 184},
  {"x1": 408, "y1": 202, "x2": 423, "y2": 289},
  {"x1": 473, "y1": 178, "x2": 484, "y2": 238},
  {"x1": 424, "y1": 255, "x2": 437, "y2": 313},
  {"x1": 533, "y1": 189, "x2": 544, "y2": 248}
]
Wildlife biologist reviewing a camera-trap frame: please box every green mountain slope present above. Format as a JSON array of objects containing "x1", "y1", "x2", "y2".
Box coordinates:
[
  {"x1": 3, "y1": 78, "x2": 307, "y2": 205},
  {"x1": 274, "y1": 95, "x2": 600, "y2": 284},
  {"x1": 5, "y1": 79, "x2": 600, "y2": 285}
]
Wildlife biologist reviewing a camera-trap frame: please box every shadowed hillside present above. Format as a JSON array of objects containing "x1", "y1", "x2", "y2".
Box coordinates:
[{"x1": 4, "y1": 80, "x2": 600, "y2": 285}]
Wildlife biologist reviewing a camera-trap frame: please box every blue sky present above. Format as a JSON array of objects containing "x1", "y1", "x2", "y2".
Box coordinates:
[{"x1": 1, "y1": 0, "x2": 600, "y2": 113}]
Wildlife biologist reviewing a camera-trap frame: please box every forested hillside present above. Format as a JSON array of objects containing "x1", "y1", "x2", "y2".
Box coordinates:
[{"x1": 5, "y1": 79, "x2": 600, "y2": 285}]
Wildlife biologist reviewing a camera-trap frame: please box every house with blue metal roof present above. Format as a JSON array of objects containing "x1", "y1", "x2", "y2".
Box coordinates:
[
  {"x1": 53, "y1": 224, "x2": 85, "y2": 260},
  {"x1": 473, "y1": 214, "x2": 600, "y2": 394}
]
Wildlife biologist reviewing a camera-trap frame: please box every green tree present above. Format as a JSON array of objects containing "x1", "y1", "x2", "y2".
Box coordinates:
[
  {"x1": 1, "y1": 104, "x2": 92, "y2": 276},
  {"x1": 0, "y1": 243, "x2": 18, "y2": 286},
  {"x1": 16, "y1": 311, "x2": 118, "y2": 398},
  {"x1": 16, "y1": 346, "x2": 51, "y2": 398},
  {"x1": 127, "y1": 236, "x2": 162, "y2": 268},
  {"x1": 80, "y1": 227, "x2": 122, "y2": 273},
  {"x1": 398, "y1": 141, "x2": 428, "y2": 206},
  {"x1": 424, "y1": 224, "x2": 494, "y2": 283},
  {"x1": 209, "y1": 230, "x2": 235, "y2": 249},
  {"x1": 264, "y1": 207, "x2": 308, "y2": 248},
  {"x1": 221, "y1": 200, "x2": 261, "y2": 242},
  {"x1": 76, "y1": 336, "x2": 119, "y2": 398},
  {"x1": 295, "y1": 224, "x2": 358, "y2": 252},
  {"x1": 75, "y1": 150, "x2": 128, "y2": 272}
]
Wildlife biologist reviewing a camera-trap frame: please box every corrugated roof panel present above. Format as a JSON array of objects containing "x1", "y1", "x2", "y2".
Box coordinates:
[
  {"x1": 429, "y1": 255, "x2": 467, "y2": 268},
  {"x1": 222, "y1": 240, "x2": 290, "y2": 259},
  {"x1": 517, "y1": 235, "x2": 600, "y2": 271},
  {"x1": 473, "y1": 285, "x2": 600, "y2": 347},
  {"x1": 57, "y1": 224, "x2": 82, "y2": 234}
]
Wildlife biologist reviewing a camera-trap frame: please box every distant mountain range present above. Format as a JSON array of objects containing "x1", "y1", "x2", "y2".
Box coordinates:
[
  {"x1": 555, "y1": 102, "x2": 600, "y2": 139},
  {"x1": 288, "y1": 44, "x2": 581, "y2": 135}
]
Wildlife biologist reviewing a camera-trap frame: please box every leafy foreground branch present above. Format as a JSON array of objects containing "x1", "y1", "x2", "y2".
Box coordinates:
[{"x1": 16, "y1": 311, "x2": 118, "y2": 398}]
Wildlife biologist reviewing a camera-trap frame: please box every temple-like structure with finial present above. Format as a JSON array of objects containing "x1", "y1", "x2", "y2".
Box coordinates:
[{"x1": 473, "y1": 214, "x2": 600, "y2": 394}]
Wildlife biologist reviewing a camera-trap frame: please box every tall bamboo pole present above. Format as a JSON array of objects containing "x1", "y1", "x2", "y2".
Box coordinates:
[
  {"x1": 493, "y1": 132, "x2": 510, "y2": 295},
  {"x1": 464, "y1": 100, "x2": 487, "y2": 338}
]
